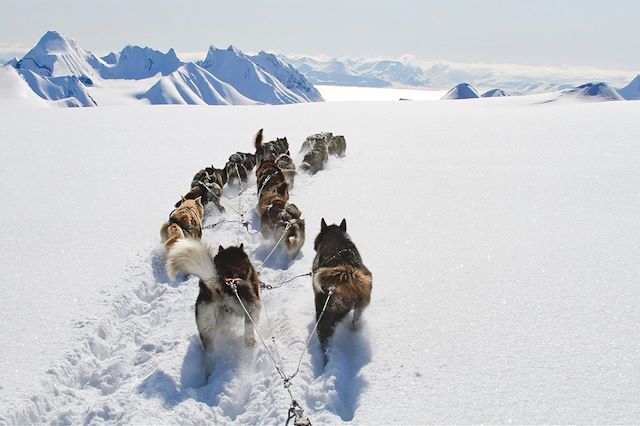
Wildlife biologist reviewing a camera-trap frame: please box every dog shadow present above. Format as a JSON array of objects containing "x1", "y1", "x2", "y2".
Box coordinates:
[
  {"x1": 309, "y1": 319, "x2": 372, "y2": 422},
  {"x1": 137, "y1": 334, "x2": 250, "y2": 419}
]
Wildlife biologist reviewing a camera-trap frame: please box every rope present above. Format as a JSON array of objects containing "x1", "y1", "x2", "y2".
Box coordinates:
[
  {"x1": 259, "y1": 220, "x2": 294, "y2": 270},
  {"x1": 195, "y1": 180, "x2": 244, "y2": 216},
  {"x1": 260, "y1": 272, "x2": 312, "y2": 290}
]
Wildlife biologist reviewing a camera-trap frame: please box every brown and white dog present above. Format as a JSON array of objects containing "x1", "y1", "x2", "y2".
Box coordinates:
[
  {"x1": 312, "y1": 218, "x2": 372, "y2": 363},
  {"x1": 261, "y1": 200, "x2": 306, "y2": 259},
  {"x1": 178, "y1": 166, "x2": 228, "y2": 213},
  {"x1": 166, "y1": 239, "x2": 261, "y2": 373},
  {"x1": 225, "y1": 152, "x2": 257, "y2": 187},
  {"x1": 161, "y1": 197, "x2": 205, "y2": 243}
]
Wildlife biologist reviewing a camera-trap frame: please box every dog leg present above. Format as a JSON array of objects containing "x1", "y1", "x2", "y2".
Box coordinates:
[
  {"x1": 351, "y1": 306, "x2": 365, "y2": 330},
  {"x1": 244, "y1": 305, "x2": 259, "y2": 346},
  {"x1": 196, "y1": 302, "x2": 217, "y2": 375},
  {"x1": 315, "y1": 293, "x2": 349, "y2": 366}
]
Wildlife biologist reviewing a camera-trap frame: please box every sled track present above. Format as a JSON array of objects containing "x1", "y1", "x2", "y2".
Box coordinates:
[{"x1": 3, "y1": 177, "x2": 370, "y2": 425}]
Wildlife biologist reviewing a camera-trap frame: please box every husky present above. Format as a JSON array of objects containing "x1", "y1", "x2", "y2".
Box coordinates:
[
  {"x1": 261, "y1": 200, "x2": 306, "y2": 259},
  {"x1": 327, "y1": 135, "x2": 346, "y2": 157},
  {"x1": 254, "y1": 128, "x2": 289, "y2": 167},
  {"x1": 225, "y1": 152, "x2": 257, "y2": 187},
  {"x1": 275, "y1": 152, "x2": 297, "y2": 188},
  {"x1": 166, "y1": 240, "x2": 261, "y2": 373},
  {"x1": 161, "y1": 197, "x2": 205, "y2": 242},
  {"x1": 312, "y1": 218, "x2": 372, "y2": 363},
  {"x1": 299, "y1": 137, "x2": 328, "y2": 175},
  {"x1": 178, "y1": 166, "x2": 228, "y2": 213}
]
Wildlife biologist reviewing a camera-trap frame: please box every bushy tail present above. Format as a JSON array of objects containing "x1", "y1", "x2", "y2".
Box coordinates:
[
  {"x1": 254, "y1": 128, "x2": 264, "y2": 149},
  {"x1": 314, "y1": 265, "x2": 372, "y2": 295},
  {"x1": 166, "y1": 238, "x2": 217, "y2": 286}
]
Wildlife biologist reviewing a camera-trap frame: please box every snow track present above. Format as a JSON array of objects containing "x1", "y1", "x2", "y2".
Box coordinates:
[{"x1": 5, "y1": 176, "x2": 365, "y2": 425}]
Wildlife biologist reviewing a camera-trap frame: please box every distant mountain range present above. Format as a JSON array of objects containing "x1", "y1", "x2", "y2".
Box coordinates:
[
  {"x1": 288, "y1": 55, "x2": 640, "y2": 99},
  {"x1": 5, "y1": 31, "x2": 323, "y2": 107}
]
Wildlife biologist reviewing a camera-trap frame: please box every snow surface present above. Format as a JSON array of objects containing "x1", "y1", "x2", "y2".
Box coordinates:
[
  {"x1": 1, "y1": 91, "x2": 640, "y2": 424},
  {"x1": 0, "y1": 65, "x2": 47, "y2": 107}
]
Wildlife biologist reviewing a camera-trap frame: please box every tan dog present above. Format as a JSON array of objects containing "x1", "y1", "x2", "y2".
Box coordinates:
[
  {"x1": 160, "y1": 197, "x2": 205, "y2": 243},
  {"x1": 162, "y1": 223, "x2": 186, "y2": 250}
]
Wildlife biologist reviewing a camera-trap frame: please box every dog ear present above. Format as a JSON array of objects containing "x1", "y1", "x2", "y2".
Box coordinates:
[
  {"x1": 321, "y1": 218, "x2": 327, "y2": 230},
  {"x1": 194, "y1": 196, "x2": 203, "y2": 207},
  {"x1": 239, "y1": 243, "x2": 244, "y2": 250},
  {"x1": 339, "y1": 219, "x2": 347, "y2": 232},
  {"x1": 219, "y1": 245, "x2": 224, "y2": 251},
  {"x1": 174, "y1": 199, "x2": 181, "y2": 208}
]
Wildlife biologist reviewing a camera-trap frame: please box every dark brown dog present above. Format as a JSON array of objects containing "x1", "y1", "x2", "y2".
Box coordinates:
[
  {"x1": 225, "y1": 152, "x2": 257, "y2": 187},
  {"x1": 178, "y1": 166, "x2": 228, "y2": 213},
  {"x1": 261, "y1": 200, "x2": 306, "y2": 259},
  {"x1": 167, "y1": 240, "x2": 261, "y2": 374},
  {"x1": 312, "y1": 218, "x2": 372, "y2": 363},
  {"x1": 254, "y1": 128, "x2": 289, "y2": 167},
  {"x1": 299, "y1": 137, "x2": 328, "y2": 175}
]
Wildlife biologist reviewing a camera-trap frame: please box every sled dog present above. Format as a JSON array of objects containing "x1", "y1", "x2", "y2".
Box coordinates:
[
  {"x1": 178, "y1": 166, "x2": 227, "y2": 213},
  {"x1": 225, "y1": 152, "x2": 257, "y2": 187},
  {"x1": 161, "y1": 197, "x2": 205, "y2": 242},
  {"x1": 312, "y1": 218, "x2": 372, "y2": 362}
]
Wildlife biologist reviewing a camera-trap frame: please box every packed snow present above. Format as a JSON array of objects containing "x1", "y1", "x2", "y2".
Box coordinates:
[{"x1": 1, "y1": 86, "x2": 639, "y2": 424}]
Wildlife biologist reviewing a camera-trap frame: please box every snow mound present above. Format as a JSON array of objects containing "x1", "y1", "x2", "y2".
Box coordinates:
[
  {"x1": 201, "y1": 45, "x2": 306, "y2": 104},
  {"x1": 0, "y1": 65, "x2": 48, "y2": 106},
  {"x1": 442, "y1": 83, "x2": 480, "y2": 99},
  {"x1": 141, "y1": 62, "x2": 258, "y2": 105},
  {"x1": 481, "y1": 88, "x2": 510, "y2": 97},
  {"x1": 618, "y1": 75, "x2": 640, "y2": 100},
  {"x1": 562, "y1": 82, "x2": 624, "y2": 101},
  {"x1": 98, "y1": 45, "x2": 183, "y2": 80},
  {"x1": 249, "y1": 51, "x2": 323, "y2": 102},
  {"x1": 20, "y1": 69, "x2": 97, "y2": 107},
  {"x1": 16, "y1": 31, "x2": 100, "y2": 81}
]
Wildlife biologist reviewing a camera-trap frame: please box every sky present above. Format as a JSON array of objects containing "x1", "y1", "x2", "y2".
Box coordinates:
[{"x1": 1, "y1": 0, "x2": 639, "y2": 72}]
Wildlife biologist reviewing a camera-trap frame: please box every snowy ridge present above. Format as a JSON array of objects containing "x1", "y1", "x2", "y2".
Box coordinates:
[
  {"x1": 561, "y1": 82, "x2": 624, "y2": 101},
  {"x1": 0, "y1": 65, "x2": 48, "y2": 106},
  {"x1": 141, "y1": 62, "x2": 259, "y2": 105},
  {"x1": 20, "y1": 69, "x2": 97, "y2": 107},
  {"x1": 618, "y1": 74, "x2": 640, "y2": 100},
  {"x1": 201, "y1": 46, "x2": 306, "y2": 104},
  {"x1": 442, "y1": 83, "x2": 480, "y2": 99},
  {"x1": 96, "y1": 45, "x2": 183, "y2": 80},
  {"x1": 16, "y1": 31, "x2": 100, "y2": 81},
  {"x1": 481, "y1": 88, "x2": 510, "y2": 97},
  {"x1": 249, "y1": 51, "x2": 323, "y2": 102}
]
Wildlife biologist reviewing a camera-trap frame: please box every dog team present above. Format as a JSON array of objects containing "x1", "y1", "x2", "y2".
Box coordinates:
[{"x1": 160, "y1": 129, "x2": 371, "y2": 373}]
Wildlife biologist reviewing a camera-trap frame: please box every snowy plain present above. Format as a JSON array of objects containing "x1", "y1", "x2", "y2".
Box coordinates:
[{"x1": 1, "y1": 87, "x2": 640, "y2": 424}]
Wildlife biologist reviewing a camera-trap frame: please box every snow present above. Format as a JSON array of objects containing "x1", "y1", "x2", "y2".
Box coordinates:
[
  {"x1": 0, "y1": 65, "x2": 47, "y2": 107},
  {"x1": 141, "y1": 62, "x2": 258, "y2": 105},
  {"x1": 618, "y1": 74, "x2": 640, "y2": 100},
  {"x1": 20, "y1": 69, "x2": 97, "y2": 107},
  {"x1": 201, "y1": 46, "x2": 306, "y2": 104},
  {"x1": 442, "y1": 82, "x2": 480, "y2": 99},
  {"x1": 97, "y1": 46, "x2": 183, "y2": 80},
  {"x1": 562, "y1": 82, "x2": 624, "y2": 101},
  {"x1": 1, "y1": 88, "x2": 640, "y2": 424},
  {"x1": 481, "y1": 88, "x2": 510, "y2": 97}
]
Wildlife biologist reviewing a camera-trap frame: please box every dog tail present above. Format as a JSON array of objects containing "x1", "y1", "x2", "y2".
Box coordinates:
[
  {"x1": 254, "y1": 128, "x2": 264, "y2": 149},
  {"x1": 314, "y1": 265, "x2": 372, "y2": 295},
  {"x1": 166, "y1": 238, "x2": 218, "y2": 287}
]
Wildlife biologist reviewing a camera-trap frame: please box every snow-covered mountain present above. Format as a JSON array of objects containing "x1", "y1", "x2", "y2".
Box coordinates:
[
  {"x1": 9, "y1": 31, "x2": 323, "y2": 108},
  {"x1": 16, "y1": 31, "x2": 100, "y2": 82},
  {"x1": 482, "y1": 88, "x2": 510, "y2": 97},
  {"x1": 561, "y1": 82, "x2": 624, "y2": 101},
  {"x1": 141, "y1": 62, "x2": 258, "y2": 105},
  {"x1": 249, "y1": 51, "x2": 323, "y2": 102},
  {"x1": 20, "y1": 69, "x2": 97, "y2": 107},
  {"x1": 442, "y1": 83, "x2": 480, "y2": 99},
  {"x1": 0, "y1": 65, "x2": 47, "y2": 106},
  {"x1": 200, "y1": 45, "x2": 306, "y2": 104},
  {"x1": 618, "y1": 74, "x2": 640, "y2": 100},
  {"x1": 96, "y1": 46, "x2": 183, "y2": 80}
]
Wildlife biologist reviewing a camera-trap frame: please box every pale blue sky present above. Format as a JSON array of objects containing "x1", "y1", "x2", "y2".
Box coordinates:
[{"x1": 1, "y1": 0, "x2": 639, "y2": 71}]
